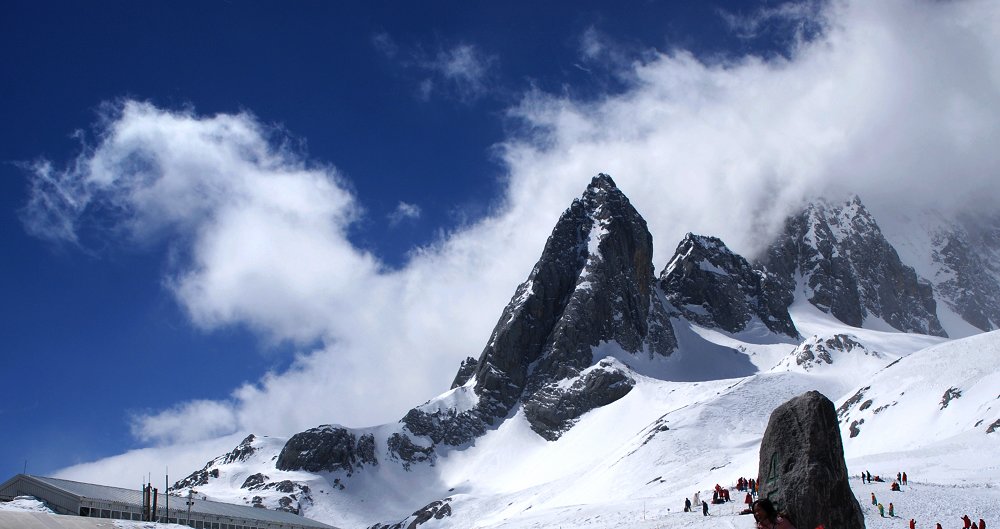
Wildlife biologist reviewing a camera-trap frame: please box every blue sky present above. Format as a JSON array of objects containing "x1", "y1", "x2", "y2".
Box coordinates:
[{"x1": 3, "y1": 1, "x2": 999, "y2": 486}]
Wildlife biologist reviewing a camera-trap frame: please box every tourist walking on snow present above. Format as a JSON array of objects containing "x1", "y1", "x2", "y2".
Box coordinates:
[
  {"x1": 888, "y1": 502, "x2": 894, "y2": 517},
  {"x1": 684, "y1": 497, "x2": 691, "y2": 512},
  {"x1": 702, "y1": 500, "x2": 709, "y2": 516},
  {"x1": 752, "y1": 499, "x2": 797, "y2": 529},
  {"x1": 878, "y1": 503, "x2": 884, "y2": 517},
  {"x1": 963, "y1": 515, "x2": 973, "y2": 529},
  {"x1": 871, "y1": 492, "x2": 877, "y2": 505},
  {"x1": 979, "y1": 519, "x2": 985, "y2": 529},
  {"x1": 902, "y1": 472, "x2": 907, "y2": 485},
  {"x1": 909, "y1": 518, "x2": 915, "y2": 529},
  {"x1": 936, "y1": 523, "x2": 943, "y2": 529}
]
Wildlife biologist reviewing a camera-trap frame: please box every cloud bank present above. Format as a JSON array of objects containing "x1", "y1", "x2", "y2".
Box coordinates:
[{"x1": 33, "y1": 0, "x2": 1000, "y2": 485}]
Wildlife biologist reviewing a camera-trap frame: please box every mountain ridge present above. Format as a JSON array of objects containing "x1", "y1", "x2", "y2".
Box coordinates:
[{"x1": 166, "y1": 176, "x2": 1000, "y2": 529}]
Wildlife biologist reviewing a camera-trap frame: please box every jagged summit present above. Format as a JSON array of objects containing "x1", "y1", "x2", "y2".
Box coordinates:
[
  {"x1": 659, "y1": 233, "x2": 797, "y2": 338},
  {"x1": 410, "y1": 173, "x2": 677, "y2": 442},
  {"x1": 760, "y1": 196, "x2": 946, "y2": 337}
]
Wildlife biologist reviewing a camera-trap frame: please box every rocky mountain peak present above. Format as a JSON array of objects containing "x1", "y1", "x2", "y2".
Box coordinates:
[
  {"x1": 760, "y1": 196, "x2": 945, "y2": 337},
  {"x1": 403, "y1": 173, "x2": 676, "y2": 444},
  {"x1": 659, "y1": 233, "x2": 797, "y2": 337}
]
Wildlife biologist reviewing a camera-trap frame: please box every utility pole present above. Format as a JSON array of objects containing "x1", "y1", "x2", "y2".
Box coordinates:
[{"x1": 186, "y1": 489, "x2": 194, "y2": 522}]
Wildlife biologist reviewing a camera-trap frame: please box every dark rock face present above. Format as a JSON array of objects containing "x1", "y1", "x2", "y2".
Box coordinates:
[
  {"x1": 659, "y1": 233, "x2": 797, "y2": 337},
  {"x1": 241, "y1": 473, "x2": 268, "y2": 490},
  {"x1": 400, "y1": 174, "x2": 676, "y2": 445},
  {"x1": 386, "y1": 433, "x2": 435, "y2": 470},
  {"x1": 402, "y1": 407, "x2": 489, "y2": 447},
  {"x1": 473, "y1": 174, "x2": 675, "y2": 437},
  {"x1": 241, "y1": 479, "x2": 312, "y2": 514},
  {"x1": 171, "y1": 434, "x2": 256, "y2": 490},
  {"x1": 523, "y1": 358, "x2": 635, "y2": 440},
  {"x1": 368, "y1": 497, "x2": 454, "y2": 529},
  {"x1": 450, "y1": 357, "x2": 478, "y2": 389},
  {"x1": 760, "y1": 197, "x2": 945, "y2": 336},
  {"x1": 356, "y1": 433, "x2": 379, "y2": 467},
  {"x1": 758, "y1": 391, "x2": 864, "y2": 529},
  {"x1": 930, "y1": 216, "x2": 1000, "y2": 332},
  {"x1": 276, "y1": 425, "x2": 375, "y2": 476},
  {"x1": 222, "y1": 434, "x2": 258, "y2": 464},
  {"x1": 790, "y1": 334, "x2": 880, "y2": 371}
]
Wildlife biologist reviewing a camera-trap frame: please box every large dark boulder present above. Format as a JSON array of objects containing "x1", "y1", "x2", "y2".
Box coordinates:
[{"x1": 758, "y1": 391, "x2": 864, "y2": 529}]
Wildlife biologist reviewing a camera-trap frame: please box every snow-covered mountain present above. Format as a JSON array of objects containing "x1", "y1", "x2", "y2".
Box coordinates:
[
  {"x1": 875, "y1": 208, "x2": 1000, "y2": 338},
  {"x1": 166, "y1": 176, "x2": 1000, "y2": 529}
]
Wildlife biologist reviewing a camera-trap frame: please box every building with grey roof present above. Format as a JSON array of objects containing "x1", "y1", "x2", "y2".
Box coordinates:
[{"x1": 0, "y1": 474, "x2": 337, "y2": 529}]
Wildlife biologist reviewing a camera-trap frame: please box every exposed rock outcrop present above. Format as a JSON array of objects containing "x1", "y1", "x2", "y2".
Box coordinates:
[
  {"x1": 276, "y1": 426, "x2": 376, "y2": 475},
  {"x1": 171, "y1": 434, "x2": 256, "y2": 490},
  {"x1": 449, "y1": 357, "x2": 478, "y2": 389},
  {"x1": 523, "y1": 358, "x2": 635, "y2": 440},
  {"x1": 659, "y1": 233, "x2": 797, "y2": 337},
  {"x1": 368, "y1": 497, "x2": 454, "y2": 529}
]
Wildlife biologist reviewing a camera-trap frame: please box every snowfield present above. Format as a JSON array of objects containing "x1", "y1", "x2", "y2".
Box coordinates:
[{"x1": 141, "y1": 321, "x2": 999, "y2": 529}]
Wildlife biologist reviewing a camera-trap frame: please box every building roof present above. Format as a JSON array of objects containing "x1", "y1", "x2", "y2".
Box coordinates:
[{"x1": 3, "y1": 475, "x2": 337, "y2": 529}]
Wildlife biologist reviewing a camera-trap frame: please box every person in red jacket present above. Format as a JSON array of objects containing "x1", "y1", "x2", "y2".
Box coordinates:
[
  {"x1": 978, "y1": 519, "x2": 985, "y2": 529},
  {"x1": 964, "y1": 515, "x2": 973, "y2": 529},
  {"x1": 909, "y1": 519, "x2": 915, "y2": 529}
]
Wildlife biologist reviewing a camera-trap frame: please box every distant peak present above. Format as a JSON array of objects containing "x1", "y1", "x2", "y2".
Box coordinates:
[
  {"x1": 680, "y1": 233, "x2": 728, "y2": 252},
  {"x1": 588, "y1": 173, "x2": 617, "y2": 191}
]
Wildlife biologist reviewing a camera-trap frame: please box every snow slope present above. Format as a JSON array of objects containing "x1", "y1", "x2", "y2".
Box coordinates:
[{"x1": 169, "y1": 314, "x2": 998, "y2": 529}]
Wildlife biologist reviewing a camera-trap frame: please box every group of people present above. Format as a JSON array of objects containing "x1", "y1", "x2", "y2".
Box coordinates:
[
  {"x1": 922, "y1": 517, "x2": 987, "y2": 529},
  {"x1": 713, "y1": 483, "x2": 732, "y2": 503},
  {"x1": 861, "y1": 469, "x2": 907, "y2": 486},
  {"x1": 735, "y1": 476, "x2": 758, "y2": 494},
  {"x1": 962, "y1": 515, "x2": 987, "y2": 529},
  {"x1": 863, "y1": 470, "x2": 988, "y2": 529},
  {"x1": 682, "y1": 493, "x2": 710, "y2": 516}
]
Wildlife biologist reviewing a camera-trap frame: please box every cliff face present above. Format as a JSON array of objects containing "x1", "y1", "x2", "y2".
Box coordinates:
[
  {"x1": 760, "y1": 197, "x2": 945, "y2": 336},
  {"x1": 407, "y1": 174, "x2": 676, "y2": 442},
  {"x1": 659, "y1": 233, "x2": 797, "y2": 338}
]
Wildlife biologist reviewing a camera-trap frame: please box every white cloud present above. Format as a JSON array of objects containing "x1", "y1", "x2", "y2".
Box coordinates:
[
  {"x1": 130, "y1": 400, "x2": 238, "y2": 445},
  {"x1": 422, "y1": 43, "x2": 497, "y2": 102},
  {"x1": 23, "y1": 0, "x2": 1000, "y2": 483},
  {"x1": 388, "y1": 201, "x2": 422, "y2": 225},
  {"x1": 374, "y1": 37, "x2": 498, "y2": 103}
]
